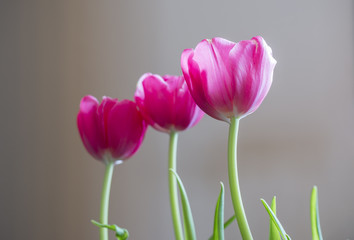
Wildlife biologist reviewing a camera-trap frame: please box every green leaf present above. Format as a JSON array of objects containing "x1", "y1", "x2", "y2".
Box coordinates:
[
  {"x1": 91, "y1": 220, "x2": 129, "y2": 240},
  {"x1": 223, "y1": 215, "x2": 236, "y2": 229},
  {"x1": 212, "y1": 182, "x2": 225, "y2": 240},
  {"x1": 269, "y1": 197, "x2": 281, "y2": 240},
  {"x1": 310, "y1": 186, "x2": 323, "y2": 240},
  {"x1": 261, "y1": 199, "x2": 291, "y2": 240},
  {"x1": 170, "y1": 169, "x2": 196, "y2": 240},
  {"x1": 208, "y1": 215, "x2": 236, "y2": 240}
]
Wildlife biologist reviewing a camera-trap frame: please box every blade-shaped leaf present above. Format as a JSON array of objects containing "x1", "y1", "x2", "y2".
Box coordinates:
[
  {"x1": 269, "y1": 197, "x2": 281, "y2": 240},
  {"x1": 261, "y1": 199, "x2": 291, "y2": 240},
  {"x1": 310, "y1": 186, "x2": 323, "y2": 240},
  {"x1": 212, "y1": 182, "x2": 225, "y2": 240},
  {"x1": 170, "y1": 169, "x2": 196, "y2": 240},
  {"x1": 224, "y1": 215, "x2": 236, "y2": 229},
  {"x1": 91, "y1": 220, "x2": 129, "y2": 240},
  {"x1": 208, "y1": 215, "x2": 236, "y2": 240}
]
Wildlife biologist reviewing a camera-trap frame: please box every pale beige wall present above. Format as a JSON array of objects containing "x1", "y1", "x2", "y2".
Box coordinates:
[{"x1": 1, "y1": 0, "x2": 353, "y2": 239}]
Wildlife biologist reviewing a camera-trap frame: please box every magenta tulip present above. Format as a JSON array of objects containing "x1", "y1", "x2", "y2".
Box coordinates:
[
  {"x1": 181, "y1": 36, "x2": 276, "y2": 122},
  {"x1": 77, "y1": 95, "x2": 147, "y2": 162},
  {"x1": 134, "y1": 73, "x2": 204, "y2": 133}
]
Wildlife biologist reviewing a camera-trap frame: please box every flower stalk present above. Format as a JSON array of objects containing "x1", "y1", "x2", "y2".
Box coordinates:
[
  {"x1": 228, "y1": 117, "x2": 253, "y2": 240},
  {"x1": 168, "y1": 131, "x2": 183, "y2": 240},
  {"x1": 100, "y1": 160, "x2": 115, "y2": 240}
]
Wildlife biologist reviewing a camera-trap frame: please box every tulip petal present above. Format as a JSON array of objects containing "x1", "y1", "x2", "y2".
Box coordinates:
[
  {"x1": 249, "y1": 36, "x2": 276, "y2": 114},
  {"x1": 182, "y1": 48, "x2": 229, "y2": 122},
  {"x1": 229, "y1": 39, "x2": 259, "y2": 115},
  {"x1": 194, "y1": 39, "x2": 237, "y2": 117},
  {"x1": 229, "y1": 36, "x2": 276, "y2": 117},
  {"x1": 77, "y1": 96, "x2": 106, "y2": 160},
  {"x1": 173, "y1": 82, "x2": 204, "y2": 131},
  {"x1": 98, "y1": 96, "x2": 118, "y2": 148},
  {"x1": 135, "y1": 73, "x2": 204, "y2": 132},
  {"x1": 181, "y1": 36, "x2": 276, "y2": 120},
  {"x1": 136, "y1": 73, "x2": 175, "y2": 132},
  {"x1": 107, "y1": 100, "x2": 147, "y2": 160}
]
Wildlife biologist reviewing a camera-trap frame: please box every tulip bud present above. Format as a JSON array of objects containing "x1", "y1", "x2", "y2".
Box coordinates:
[
  {"x1": 135, "y1": 73, "x2": 204, "y2": 133},
  {"x1": 77, "y1": 95, "x2": 147, "y2": 163},
  {"x1": 181, "y1": 36, "x2": 276, "y2": 121}
]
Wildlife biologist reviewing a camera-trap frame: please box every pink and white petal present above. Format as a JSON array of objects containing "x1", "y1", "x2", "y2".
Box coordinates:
[
  {"x1": 181, "y1": 49, "x2": 193, "y2": 81},
  {"x1": 244, "y1": 37, "x2": 276, "y2": 116},
  {"x1": 163, "y1": 75, "x2": 184, "y2": 92},
  {"x1": 228, "y1": 39, "x2": 261, "y2": 116},
  {"x1": 193, "y1": 39, "x2": 235, "y2": 115},
  {"x1": 187, "y1": 55, "x2": 229, "y2": 122}
]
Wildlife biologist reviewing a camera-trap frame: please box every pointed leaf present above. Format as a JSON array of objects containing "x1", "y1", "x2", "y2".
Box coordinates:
[
  {"x1": 310, "y1": 186, "x2": 323, "y2": 240},
  {"x1": 269, "y1": 197, "x2": 281, "y2": 240},
  {"x1": 208, "y1": 215, "x2": 236, "y2": 240},
  {"x1": 261, "y1": 199, "x2": 290, "y2": 240},
  {"x1": 212, "y1": 182, "x2": 225, "y2": 240},
  {"x1": 170, "y1": 169, "x2": 196, "y2": 240},
  {"x1": 223, "y1": 215, "x2": 236, "y2": 229}
]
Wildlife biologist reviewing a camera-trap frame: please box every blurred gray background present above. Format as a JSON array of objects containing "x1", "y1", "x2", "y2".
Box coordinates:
[{"x1": 1, "y1": 0, "x2": 353, "y2": 239}]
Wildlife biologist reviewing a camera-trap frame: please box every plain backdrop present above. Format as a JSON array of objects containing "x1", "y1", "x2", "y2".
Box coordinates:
[{"x1": 1, "y1": 0, "x2": 353, "y2": 239}]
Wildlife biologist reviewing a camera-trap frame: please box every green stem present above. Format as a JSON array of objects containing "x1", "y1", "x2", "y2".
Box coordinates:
[
  {"x1": 169, "y1": 131, "x2": 183, "y2": 240},
  {"x1": 100, "y1": 160, "x2": 115, "y2": 240},
  {"x1": 228, "y1": 117, "x2": 253, "y2": 240}
]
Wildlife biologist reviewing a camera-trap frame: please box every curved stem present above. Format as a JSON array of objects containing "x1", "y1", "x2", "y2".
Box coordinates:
[
  {"x1": 100, "y1": 160, "x2": 115, "y2": 240},
  {"x1": 169, "y1": 131, "x2": 183, "y2": 240},
  {"x1": 228, "y1": 117, "x2": 253, "y2": 240}
]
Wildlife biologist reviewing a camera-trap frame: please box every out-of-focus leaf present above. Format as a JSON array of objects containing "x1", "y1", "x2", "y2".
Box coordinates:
[
  {"x1": 310, "y1": 186, "x2": 323, "y2": 240},
  {"x1": 261, "y1": 199, "x2": 291, "y2": 240},
  {"x1": 208, "y1": 215, "x2": 236, "y2": 240},
  {"x1": 224, "y1": 215, "x2": 236, "y2": 229},
  {"x1": 212, "y1": 182, "x2": 225, "y2": 240},
  {"x1": 269, "y1": 197, "x2": 281, "y2": 240},
  {"x1": 170, "y1": 169, "x2": 196, "y2": 240}
]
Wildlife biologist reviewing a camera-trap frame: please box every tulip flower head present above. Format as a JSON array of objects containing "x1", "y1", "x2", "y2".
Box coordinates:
[
  {"x1": 135, "y1": 73, "x2": 204, "y2": 133},
  {"x1": 181, "y1": 36, "x2": 276, "y2": 122},
  {"x1": 77, "y1": 95, "x2": 147, "y2": 163}
]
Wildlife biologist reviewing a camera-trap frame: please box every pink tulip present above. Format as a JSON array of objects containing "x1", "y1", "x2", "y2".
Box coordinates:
[
  {"x1": 134, "y1": 73, "x2": 204, "y2": 133},
  {"x1": 181, "y1": 36, "x2": 276, "y2": 121},
  {"x1": 77, "y1": 95, "x2": 147, "y2": 162}
]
